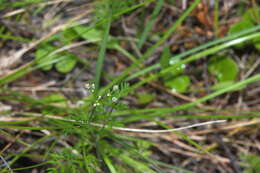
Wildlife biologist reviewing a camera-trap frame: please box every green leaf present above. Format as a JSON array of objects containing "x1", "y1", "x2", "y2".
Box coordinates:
[
  {"x1": 208, "y1": 55, "x2": 239, "y2": 82},
  {"x1": 229, "y1": 20, "x2": 255, "y2": 33},
  {"x1": 228, "y1": 20, "x2": 254, "y2": 48},
  {"x1": 36, "y1": 43, "x2": 78, "y2": 73},
  {"x1": 137, "y1": 93, "x2": 155, "y2": 105},
  {"x1": 61, "y1": 28, "x2": 79, "y2": 44},
  {"x1": 252, "y1": 35, "x2": 260, "y2": 50},
  {"x1": 74, "y1": 26, "x2": 103, "y2": 42},
  {"x1": 240, "y1": 154, "x2": 260, "y2": 173},
  {"x1": 55, "y1": 53, "x2": 77, "y2": 73},
  {"x1": 106, "y1": 38, "x2": 119, "y2": 49},
  {"x1": 161, "y1": 56, "x2": 186, "y2": 83},
  {"x1": 254, "y1": 42, "x2": 260, "y2": 50},
  {"x1": 35, "y1": 44, "x2": 57, "y2": 71},
  {"x1": 164, "y1": 75, "x2": 190, "y2": 93},
  {"x1": 168, "y1": 57, "x2": 186, "y2": 76},
  {"x1": 160, "y1": 46, "x2": 171, "y2": 68},
  {"x1": 242, "y1": 7, "x2": 260, "y2": 24},
  {"x1": 41, "y1": 93, "x2": 67, "y2": 105}
]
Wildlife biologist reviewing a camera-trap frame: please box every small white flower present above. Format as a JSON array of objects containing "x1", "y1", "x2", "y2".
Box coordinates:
[
  {"x1": 98, "y1": 96, "x2": 101, "y2": 99},
  {"x1": 113, "y1": 85, "x2": 119, "y2": 91},
  {"x1": 107, "y1": 93, "x2": 111, "y2": 97},
  {"x1": 76, "y1": 100, "x2": 84, "y2": 106},
  {"x1": 169, "y1": 60, "x2": 175, "y2": 65},
  {"x1": 112, "y1": 97, "x2": 118, "y2": 102},
  {"x1": 91, "y1": 83, "x2": 95, "y2": 89},
  {"x1": 93, "y1": 103, "x2": 97, "y2": 107},
  {"x1": 85, "y1": 83, "x2": 91, "y2": 89}
]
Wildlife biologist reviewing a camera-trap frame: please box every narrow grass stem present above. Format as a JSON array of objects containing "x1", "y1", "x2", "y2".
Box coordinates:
[{"x1": 94, "y1": 10, "x2": 112, "y2": 91}]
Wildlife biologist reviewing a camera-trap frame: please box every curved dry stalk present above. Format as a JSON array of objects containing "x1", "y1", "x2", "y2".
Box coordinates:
[{"x1": 10, "y1": 113, "x2": 226, "y2": 133}]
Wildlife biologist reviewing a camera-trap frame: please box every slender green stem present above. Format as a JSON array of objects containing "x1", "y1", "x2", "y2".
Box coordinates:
[
  {"x1": 94, "y1": 9, "x2": 112, "y2": 91},
  {"x1": 138, "y1": 0, "x2": 164, "y2": 48}
]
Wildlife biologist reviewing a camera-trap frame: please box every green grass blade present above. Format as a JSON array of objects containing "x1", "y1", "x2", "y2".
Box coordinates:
[
  {"x1": 114, "y1": 44, "x2": 139, "y2": 64},
  {"x1": 152, "y1": 160, "x2": 193, "y2": 173},
  {"x1": 115, "y1": 74, "x2": 260, "y2": 116},
  {"x1": 103, "y1": 155, "x2": 118, "y2": 173},
  {"x1": 0, "y1": 62, "x2": 35, "y2": 86},
  {"x1": 130, "y1": 31, "x2": 260, "y2": 90},
  {"x1": 101, "y1": 0, "x2": 200, "y2": 94},
  {"x1": 0, "y1": 1, "x2": 150, "y2": 87},
  {"x1": 127, "y1": 25, "x2": 260, "y2": 80},
  {"x1": 138, "y1": 0, "x2": 164, "y2": 49},
  {"x1": 94, "y1": 10, "x2": 112, "y2": 91}
]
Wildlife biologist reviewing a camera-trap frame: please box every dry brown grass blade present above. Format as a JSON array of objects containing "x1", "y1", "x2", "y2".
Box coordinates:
[
  {"x1": 155, "y1": 143, "x2": 230, "y2": 163},
  {"x1": 188, "y1": 119, "x2": 260, "y2": 135}
]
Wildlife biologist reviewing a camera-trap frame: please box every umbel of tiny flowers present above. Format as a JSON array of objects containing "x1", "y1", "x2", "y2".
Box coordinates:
[
  {"x1": 112, "y1": 97, "x2": 117, "y2": 102},
  {"x1": 93, "y1": 102, "x2": 100, "y2": 107},
  {"x1": 82, "y1": 83, "x2": 125, "y2": 113},
  {"x1": 113, "y1": 85, "x2": 119, "y2": 91},
  {"x1": 84, "y1": 83, "x2": 95, "y2": 93}
]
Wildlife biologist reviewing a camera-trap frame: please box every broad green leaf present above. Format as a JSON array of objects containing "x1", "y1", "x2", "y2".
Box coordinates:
[
  {"x1": 242, "y1": 7, "x2": 260, "y2": 24},
  {"x1": 61, "y1": 28, "x2": 79, "y2": 44},
  {"x1": 208, "y1": 55, "x2": 239, "y2": 82},
  {"x1": 55, "y1": 53, "x2": 77, "y2": 73},
  {"x1": 137, "y1": 93, "x2": 155, "y2": 105},
  {"x1": 164, "y1": 75, "x2": 190, "y2": 93},
  {"x1": 228, "y1": 20, "x2": 254, "y2": 34},
  {"x1": 35, "y1": 44, "x2": 57, "y2": 71},
  {"x1": 74, "y1": 26, "x2": 103, "y2": 42},
  {"x1": 228, "y1": 20, "x2": 254, "y2": 48},
  {"x1": 74, "y1": 25, "x2": 118, "y2": 49}
]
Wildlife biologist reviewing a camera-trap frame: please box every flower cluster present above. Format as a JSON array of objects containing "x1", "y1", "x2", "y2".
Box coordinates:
[
  {"x1": 84, "y1": 83, "x2": 95, "y2": 93},
  {"x1": 83, "y1": 83, "x2": 122, "y2": 108}
]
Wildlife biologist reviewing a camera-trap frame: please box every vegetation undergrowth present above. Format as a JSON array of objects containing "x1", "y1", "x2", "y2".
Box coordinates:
[{"x1": 0, "y1": 0, "x2": 260, "y2": 172}]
